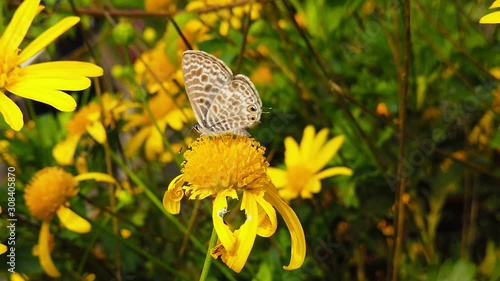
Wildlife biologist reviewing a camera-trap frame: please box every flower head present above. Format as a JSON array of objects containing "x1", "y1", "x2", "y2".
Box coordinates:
[
  {"x1": 163, "y1": 136, "x2": 305, "y2": 272},
  {"x1": 268, "y1": 125, "x2": 353, "y2": 200},
  {"x1": 24, "y1": 166, "x2": 116, "y2": 277},
  {"x1": 0, "y1": 0, "x2": 103, "y2": 131}
]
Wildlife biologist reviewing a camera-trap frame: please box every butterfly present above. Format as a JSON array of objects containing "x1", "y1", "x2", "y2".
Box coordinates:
[{"x1": 182, "y1": 50, "x2": 262, "y2": 136}]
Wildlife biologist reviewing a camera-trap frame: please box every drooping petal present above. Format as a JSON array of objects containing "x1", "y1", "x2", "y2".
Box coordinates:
[
  {"x1": 213, "y1": 189, "x2": 238, "y2": 255},
  {"x1": 310, "y1": 135, "x2": 345, "y2": 173},
  {"x1": 284, "y1": 137, "x2": 300, "y2": 167},
  {"x1": 0, "y1": 0, "x2": 40, "y2": 56},
  {"x1": 223, "y1": 190, "x2": 259, "y2": 273},
  {"x1": 255, "y1": 191, "x2": 277, "y2": 237},
  {"x1": 20, "y1": 61, "x2": 104, "y2": 78},
  {"x1": 52, "y1": 134, "x2": 81, "y2": 165},
  {"x1": 0, "y1": 92, "x2": 24, "y2": 131},
  {"x1": 163, "y1": 174, "x2": 185, "y2": 214},
  {"x1": 17, "y1": 17, "x2": 80, "y2": 65},
  {"x1": 56, "y1": 206, "x2": 91, "y2": 233},
  {"x1": 86, "y1": 121, "x2": 107, "y2": 144},
  {"x1": 313, "y1": 166, "x2": 353, "y2": 180},
  {"x1": 74, "y1": 172, "x2": 117, "y2": 184},
  {"x1": 38, "y1": 220, "x2": 61, "y2": 278},
  {"x1": 6, "y1": 82, "x2": 76, "y2": 112},
  {"x1": 267, "y1": 167, "x2": 288, "y2": 188},
  {"x1": 263, "y1": 185, "x2": 306, "y2": 270}
]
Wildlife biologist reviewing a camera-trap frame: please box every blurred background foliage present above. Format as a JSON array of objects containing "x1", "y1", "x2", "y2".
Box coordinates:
[{"x1": 1, "y1": 0, "x2": 500, "y2": 280}]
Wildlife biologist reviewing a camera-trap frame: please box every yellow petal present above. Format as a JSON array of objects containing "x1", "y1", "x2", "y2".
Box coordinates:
[
  {"x1": 213, "y1": 189, "x2": 237, "y2": 254},
  {"x1": 301, "y1": 178, "x2": 320, "y2": 198},
  {"x1": 163, "y1": 174, "x2": 184, "y2": 214},
  {"x1": 15, "y1": 76, "x2": 91, "y2": 91},
  {"x1": 20, "y1": 61, "x2": 103, "y2": 77},
  {"x1": 298, "y1": 125, "x2": 316, "y2": 162},
  {"x1": 255, "y1": 192, "x2": 277, "y2": 237},
  {"x1": 0, "y1": 0, "x2": 40, "y2": 56},
  {"x1": 284, "y1": 136, "x2": 300, "y2": 167},
  {"x1": 480, "y1": 11, "x2": 500, "y2": 24},
  {"x1": 145, "y1": 123, "x2": 165, "y2": 160},
  {"x1": 6, "y1": 82, "x2": 76, "y2": 112},
  {"x1": 313, "y1": 166, "x2": 353, "y2": 180},
  {"x1": 74, "y1": 172, "x2": 118, "y2": 184},
  {"x1": 311, "y1": 135, "x2": 345, "y2": 172},
  {"x1": 306, "y1": 127, "x2": 329, "y2": 162},
  {"x1": 0, "y1": 92, "x2": 24, "y2": 131},
  {"x1": 223, "y1": 190, "x2": 259, "y2": 273},
  {"x1": 86, "y1": 121, "x2": 107, "y2": 144},
  {"x1": 17, "y1": 17, "x2": 80, "y2": 64},
  {"x1": 38, "y1": 220, "x2": 61, "y2": 278},
  {"x1": 125, "y1": 127, "x2": 151, "y2": 157},
  {"x1": 263, "y1": 185, "x2": 306, "y2": 270},
  {"x1": 53, "y1": 134, "x2": 81, "y2": 165},
  {"x1": 56, "y1": 206, "x2": 91, "y2": 233},
  {"x1": 490, "y1": 0, "x2": 500, "y2": 8},
  {"x1": 10, "y1": 273, "x2": 27, "y2": 281},
  {"x1": 267, "y1": 167, "x2": 287, "y2": 188},
  {"x1": 0, "y1": 243, "x2": 7, "y2": 254}
]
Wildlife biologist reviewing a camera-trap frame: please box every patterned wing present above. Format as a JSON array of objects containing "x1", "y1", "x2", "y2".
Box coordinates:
[
  {"x1": 182, "y1": 50, "x2": 233, "y2": 129},
  {"x1": 203, "y1": 74, "x2": 263, "y2": 135}
]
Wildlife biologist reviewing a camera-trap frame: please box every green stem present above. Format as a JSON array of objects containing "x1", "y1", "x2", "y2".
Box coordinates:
[{"x1": 199, "y1": 228, "x2": 218, "y2": 281}]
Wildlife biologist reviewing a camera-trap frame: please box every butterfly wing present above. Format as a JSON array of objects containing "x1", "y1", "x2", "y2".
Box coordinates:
[
  {"x1": 203, "y1": 74, "x2": 263, "y2": 135},
  {"x1": 182, "y1": 50, "x2": 233, "y2": 130}
]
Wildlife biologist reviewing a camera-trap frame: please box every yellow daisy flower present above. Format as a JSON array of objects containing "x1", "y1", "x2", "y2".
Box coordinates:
[
  {"x1": 186, "y1": 0, "x2": 262, "y2": 36},
  {"x1": 480, "y1": 0, "x2": 500, "y2": 24},
  {"x1": 24, "y1": 167, "x2": 117, "y2": 277},
  {"x1": 52, "y1": 94, "x2": 122, "y2": 165},
  {"x1": 163, "y1": 136, "x2": 305, "y2": 273},
  {"x1": 123, "y1": 92, "x2": 193, "y2": 160},
  {"x1": 268, "y1": 125, "x2": 353, "y2": 200},
  {"x1": 0, "y1": 0, "x2": 103, "y2": 131},
  {"x1": 134, "y1": 40, "x2": 183, "y2": 96}
]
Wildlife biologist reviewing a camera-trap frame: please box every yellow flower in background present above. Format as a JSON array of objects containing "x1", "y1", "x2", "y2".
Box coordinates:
[
  {"x1": 163, "y1": 136, "x2": 305, "y2": 273},
  {"x1": 134, "y1": 40, "x2": 183, "y2": 96},
  {"x1": 480, "y1": 0, "x2": 500, "y2": 23},
  {"x1": 52, "y1": 94, "x2": 122, "y2": 165},
  {"x1": 123, "y1": 92, "x2": 193, "y2": 160},
  {"x1": 0, "y1": 0, "x2": 103, "y2": 131},
  {"x1": 186, "y1": 0, "x2": 262, "y2": 36},
  {"x1": 268, "y1": 125, "x2": 353, "y2": 200},
  {"x1": 24, "y1": 167, "x2": 117, "y2": 277}
]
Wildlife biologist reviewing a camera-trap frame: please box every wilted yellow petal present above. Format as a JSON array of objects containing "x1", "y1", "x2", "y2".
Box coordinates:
[
  {"x1": 213, "y1": 189, "x2": 237, "y2": 254},
  {"x1": 163, "y1": 174, "x2": 185, "y2": 214},
  {"x1": 38, "y1": 221, "x2": 61, "y2": 277}
]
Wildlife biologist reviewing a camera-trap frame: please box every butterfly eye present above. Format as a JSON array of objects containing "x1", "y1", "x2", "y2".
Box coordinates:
[
  {"x1": 248, "y1": 105, "x2": 257, "y2": 112},
  {"x1": 249, "y1": 116, "x2": 256, "y2": 122}
]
